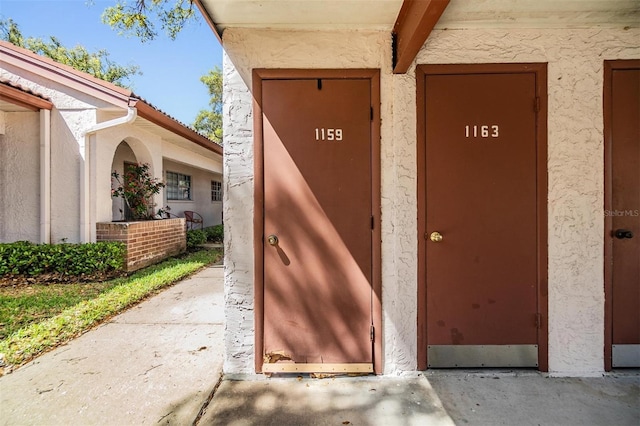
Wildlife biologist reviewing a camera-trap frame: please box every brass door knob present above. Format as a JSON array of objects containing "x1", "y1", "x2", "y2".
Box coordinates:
[
  {"x1": 267, "y1": 235, "x2": 279, "y2": 246},
  {"x1": 430, "y1": 231, "x2": 443, "y2": 242}
]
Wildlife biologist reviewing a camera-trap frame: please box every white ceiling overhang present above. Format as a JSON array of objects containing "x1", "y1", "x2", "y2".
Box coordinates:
[
  {"x1": 196, "y1": 0, "x2": 640, "y2": 73},
  {"x1": 198, "y1": 0, "x2": 405, "y2": 31}
]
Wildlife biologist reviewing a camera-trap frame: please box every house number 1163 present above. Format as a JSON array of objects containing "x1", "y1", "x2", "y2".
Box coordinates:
[
  {"x1": 315, "y1": 128, "x2": 343, "y2": 141},
  {"x1": 465, "y1": 125, "x2": 499, "y2": 138}
]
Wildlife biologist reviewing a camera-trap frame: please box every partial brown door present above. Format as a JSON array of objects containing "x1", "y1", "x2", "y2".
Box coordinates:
[
  {"x1": 419, "y1": 65, "x2": 546, "y2": 368},
  {"x1": 260, "y1": 77, "x2": 374, "y2": 373},
  {"x1": 606, "y1": 61, "x2": 640, "y2": 368}
]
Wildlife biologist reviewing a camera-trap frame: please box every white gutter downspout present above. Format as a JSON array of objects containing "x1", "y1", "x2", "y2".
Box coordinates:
[
  {"x1": 80, "y1": 106, "x2": 137, "y2": 242},
  {"x1": 40, "y1": 109, "x2": 51, "y2": 243}
]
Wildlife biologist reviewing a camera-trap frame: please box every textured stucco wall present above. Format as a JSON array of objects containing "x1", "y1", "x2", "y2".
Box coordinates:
[
  {"x1": 412, "y1": 28, "x2": 640, "y2": 376},
  {"x1": 223, "y1": 26, "x2": 639, "y2": 377},
  {"x1": 0, "y1": 112, "x2": 40, "y2": 242},
  {"x1": 222, "y1": 29, "x2": 397, "y2": 374},
  {"x1": 222, "y1": 50, "x2": 256, "y2": 374}
]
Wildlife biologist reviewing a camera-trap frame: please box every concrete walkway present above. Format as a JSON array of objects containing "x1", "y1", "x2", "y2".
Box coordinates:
[
  {"x1": 1, "y1": 264, "x2": 225, "y2": 425},
  {"x1": 1, "y1": 263, "x2": 639, "y2": 425}
]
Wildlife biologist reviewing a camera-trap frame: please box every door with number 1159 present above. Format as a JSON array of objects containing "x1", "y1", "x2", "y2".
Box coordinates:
[{"x1": 258, "y1": 75, "x2": 378, "y2": 374}]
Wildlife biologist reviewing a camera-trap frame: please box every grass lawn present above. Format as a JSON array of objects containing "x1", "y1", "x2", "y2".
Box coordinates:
[
  {"x1": 0, "y1": 248, "x2": 222, "y2": 369},
  {"x1": 0, "y1": 281, "x2": 123, "y2": 340}
]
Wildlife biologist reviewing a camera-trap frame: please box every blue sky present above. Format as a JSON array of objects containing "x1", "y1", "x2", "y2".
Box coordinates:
[{"x1": 0, "y1": 0, "x2": 223, "y2": 125}]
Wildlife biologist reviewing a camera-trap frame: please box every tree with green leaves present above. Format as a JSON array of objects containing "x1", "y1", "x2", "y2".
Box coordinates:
[
  {"x1": 101, "y1": 0, "x2": 199, "y2": 42},
  {"x1": 99, "y1": 1, "x2": 222, "y2": 142},
  {"x1": 0, "y1": 18, "x2": 140, "y2": 88},
  {"x1": 193, "y1": 66, "x2": 222, "y2": 143}
]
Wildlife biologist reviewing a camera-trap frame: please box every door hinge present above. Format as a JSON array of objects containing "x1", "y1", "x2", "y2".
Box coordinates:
[
  {"x1": 535, "y1": 313, "x2": 542, "y2": 329},
  {"x1": 535, "y1": 97, "x2": 541, "y2": 112},
  {"x1": 370, "y1": 325, "x2": 375, "y2": 342},
  {"x1": 371, "y1": 216, "x2": 375, "y2": 230},
  {"x1": 370, "y1": 106, "x2": 374, "y2": 121}
]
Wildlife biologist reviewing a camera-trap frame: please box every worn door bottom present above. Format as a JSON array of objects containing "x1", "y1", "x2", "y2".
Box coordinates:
[
  {"x1": 428, "y1": 345, "x2": 538, "y2": 368},
  {"x1": 262, "y1": 363, "x2": 373, "y2": 374},
  {"x1": 612, "y1": 344, "x2": 640, "y2": 367}
]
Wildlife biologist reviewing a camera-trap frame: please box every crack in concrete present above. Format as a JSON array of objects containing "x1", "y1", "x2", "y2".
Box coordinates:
[{"x1": 192, "y1": 373, "x2": 224, "y2": 426}]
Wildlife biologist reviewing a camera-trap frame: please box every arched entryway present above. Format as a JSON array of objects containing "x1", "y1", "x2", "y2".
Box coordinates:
[{"x1": 108, "y1": 138, "x2": 160, "y2": 222}]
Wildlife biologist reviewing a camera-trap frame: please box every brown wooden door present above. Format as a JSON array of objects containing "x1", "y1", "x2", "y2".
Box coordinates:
[
  {"x1": 606, "y1": 62, "x2": 640, "y2": 368},
  {"x1": 260, "y1": 77, "x2": 374, "y2": 373},
  {"x1": 419, "y1": 66, "x2": 546, "y2": 368}
]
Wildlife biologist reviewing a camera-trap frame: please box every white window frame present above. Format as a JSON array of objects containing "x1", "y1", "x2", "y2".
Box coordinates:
[
  {"x1": 166, "y1": 171, "x2": 192, "y2": 201},
  {"x1": 211, "y1": 180, "x2": 223, "y2": 202}
]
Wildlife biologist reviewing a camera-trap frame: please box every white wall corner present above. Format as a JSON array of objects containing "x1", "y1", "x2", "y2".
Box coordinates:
[
  {"x1": 0, "y1": 111, "x2": 6, "y2": 135},
  {"x1": 222, "y1": 49, "x2": 256, "y2": 374}
]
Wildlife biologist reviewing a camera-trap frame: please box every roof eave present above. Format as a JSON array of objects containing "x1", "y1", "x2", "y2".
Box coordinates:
[
  {"x1": 132, "y1": 99, "x2": 223, "y2": 156},
  {"x1": 0, "y1": 82, "x2": 53, "y2": 111},
  {"x1": 0, "y1": 41, "x2": 132, "y2": 109},
  {"x1": 195, "y1": 0, "x2": 224, "y2": 44}
]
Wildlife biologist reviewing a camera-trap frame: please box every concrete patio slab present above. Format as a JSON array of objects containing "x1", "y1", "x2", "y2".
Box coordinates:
[
  {"x1": 199, "y1": 375, "x2": 456, "y2": 426},
  {"x1": 198, "y1": 371, "x2": 639, "y2": 426}
]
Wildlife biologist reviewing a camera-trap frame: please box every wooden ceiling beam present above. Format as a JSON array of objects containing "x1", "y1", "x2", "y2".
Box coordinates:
[{"x1": 392, "y1": 0, "x2": 450, "y2": 74}]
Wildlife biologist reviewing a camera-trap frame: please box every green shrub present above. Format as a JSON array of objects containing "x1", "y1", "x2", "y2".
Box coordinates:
[
  {"x1": 205, "y1": 224, "x2": 224, "y2": 243},
  {"x1": 186, "y1": 230, "x2": 207, "y2": 249},
  {"x1": 0, "y1": 241, "x2": 125, "y2": 279}
]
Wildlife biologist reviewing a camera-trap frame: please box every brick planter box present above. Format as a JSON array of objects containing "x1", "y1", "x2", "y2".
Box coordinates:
[{"x1": 96, "y1": 219, "x2": 186, "y2": 272}]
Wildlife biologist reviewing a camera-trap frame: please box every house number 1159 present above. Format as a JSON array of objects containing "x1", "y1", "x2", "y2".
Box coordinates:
[
  {"x1": 465, "y1": 125, "x2": 499, "y2": 138},
  {"x1": 315, "y1": 128, "x2": 343, "y2": 141}
]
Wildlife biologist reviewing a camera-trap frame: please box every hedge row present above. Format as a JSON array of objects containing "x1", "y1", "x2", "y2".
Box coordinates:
[
  {"x1": 0, "y1": 241, "x2": 126, "y2": 279},
  {"x1": 205, "y1": 224, "x2": 223, "y2": 243},
  {"x1": 186, "y1": 230, "x2": 207, "y2": 249},
  {"x1": 185, "y1": 225, "x2": 223, "y2": 250}
]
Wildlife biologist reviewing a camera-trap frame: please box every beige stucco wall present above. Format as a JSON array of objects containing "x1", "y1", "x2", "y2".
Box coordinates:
[
  {"x1": 222, "y1": 27, "x2": 640, "y2": 376},
  {"x1": 0, "y1": 112, "x2": 41, "y2": 243},
  {"x1": 163, "y1": 159, "x2": 223, "y2": 227},
  {"x1": 414, "y1": 27, "x2": 639, "y2": 376},
  {"x1": 1, "y1": 64, "x2": 107, "y2": 243},
  {"x1": 222, "y1": 29, "x2": 393, "y2": 374}
]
